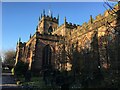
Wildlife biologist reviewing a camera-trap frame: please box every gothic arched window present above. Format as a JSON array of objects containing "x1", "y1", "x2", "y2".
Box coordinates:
[
  {"x1": 42, "y1": 45, "x2": 52, "y2": 68},
  {"x1": 48, "y1": 26, "x2": 53, "y2": 34}
]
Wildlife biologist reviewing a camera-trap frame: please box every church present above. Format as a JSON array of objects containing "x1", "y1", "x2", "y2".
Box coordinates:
[{"x1": 15, "y1": 3, "x2": 120, "y2": 73}]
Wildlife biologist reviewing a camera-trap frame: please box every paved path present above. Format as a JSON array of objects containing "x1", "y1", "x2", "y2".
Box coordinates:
[
  {"x1": 0, "y1": 72, "x2": 21, "y2": 90},
  {"x1": 2, "y1": 73, "x2": 16, "y2": 84},
  {"x1": 1, "y1": 71, "x2": 38, "y2": 90}
]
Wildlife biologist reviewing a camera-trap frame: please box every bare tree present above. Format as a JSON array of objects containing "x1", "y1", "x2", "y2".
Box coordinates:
[{"x1": 3, "y1": 50, "x2": 16, "y2": 67}]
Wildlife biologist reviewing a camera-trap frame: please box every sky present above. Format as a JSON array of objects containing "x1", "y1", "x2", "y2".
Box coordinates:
[{"x1": 2, "y1": 2, "x2": 117, "y2": 52}]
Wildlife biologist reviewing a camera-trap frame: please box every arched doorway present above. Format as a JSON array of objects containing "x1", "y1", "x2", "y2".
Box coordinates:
[{"x1": 42, "y1": 44, "x2": 52, "y2": 69}]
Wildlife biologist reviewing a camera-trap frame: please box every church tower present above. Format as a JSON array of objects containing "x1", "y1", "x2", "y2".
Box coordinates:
[{"x1": 37, "y1": 10, "x2": 59, "y2": 34}]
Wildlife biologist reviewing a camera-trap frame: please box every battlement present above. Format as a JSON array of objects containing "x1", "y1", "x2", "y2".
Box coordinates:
[
  {"x1": 43, "y1": 15, "x2": 58, "y2": 23},
  {"x1": 67, "y1": 3, "x2": 120, "y2": 39},
  {"x1": 65, "y1": 22, "x2": 77, "y2": 29},
  {"x1": 62, "y1": 3, "x2": 120, "y2": 31},
  {"x1": 78, "y1": 3, "x2": 119, "y2": 31},
  {"x1": 19, "y1": 42, "x2": 26, "y2": 48},
  {"x1": 39, "y1": 12, "x2": 59, "y2": 24},
  {"x1": 36, "y1": 31, "x2": 62, "y2": 38}
]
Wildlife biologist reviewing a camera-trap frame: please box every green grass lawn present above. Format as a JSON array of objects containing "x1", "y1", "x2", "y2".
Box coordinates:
[
  {"x1": 18, "y1": 76, "x2": 60, "y2": 89},
  {"x1": 22, "y1": 77, "x2": 45, "y2": 87}
]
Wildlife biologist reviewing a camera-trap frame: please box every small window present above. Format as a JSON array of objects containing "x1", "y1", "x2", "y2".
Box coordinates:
[{"x1": 48, "y1": 26, "x2": 53, "y2": 34}]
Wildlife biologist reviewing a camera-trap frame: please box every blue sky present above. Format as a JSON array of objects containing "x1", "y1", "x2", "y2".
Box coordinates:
[{"x1": 2, "y1": 2, "x2": 117, "y2": 51}]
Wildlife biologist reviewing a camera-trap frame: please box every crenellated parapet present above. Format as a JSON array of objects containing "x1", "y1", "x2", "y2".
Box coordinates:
[
  {"x1": 36, "y1": 31, "x2": 63, "y2": 42},
  {"x1": 95, "y1": 14, "x2": 103, "y2": 21},
  {"x1": 75, "y1": 3, "x2": 119, "y2": 35},
  {"x1": 43, "y1": 15, "x2": 59, "y2": 23},
  {"x1": 65, "y1": 22, "x2": 77, "y2": 29},
  {"x1": 39, "y1": 11, "x2": 59, "y2": 24}
]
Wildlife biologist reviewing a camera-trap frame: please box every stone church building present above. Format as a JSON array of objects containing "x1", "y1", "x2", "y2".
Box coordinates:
[{"x1": 15, "y1": 3, "x2": 120, "y2": 73}]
